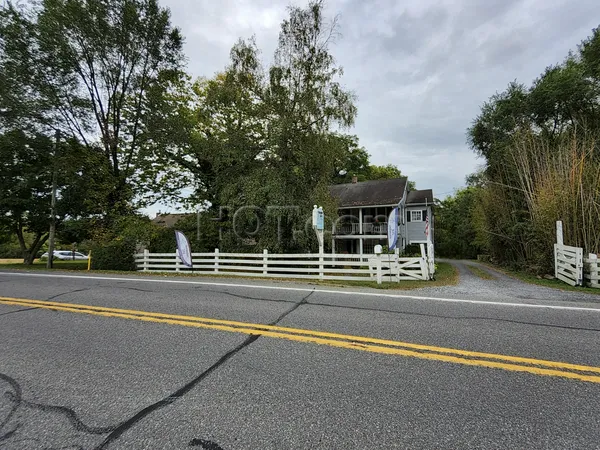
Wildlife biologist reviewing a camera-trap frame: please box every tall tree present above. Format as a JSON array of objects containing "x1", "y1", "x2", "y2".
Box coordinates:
[
  {"x1": 0, "y1": 130, "x2": 109, "y2": 264},
  {"x1": 467, "y1": 26, "x2": 600, "y2": 271},
  {"x1": 0, "y1": 0, "x2": 185, "y2": 214},
  {"x1": 143, "y1": 1, "x2": 357, "y2": 252}
]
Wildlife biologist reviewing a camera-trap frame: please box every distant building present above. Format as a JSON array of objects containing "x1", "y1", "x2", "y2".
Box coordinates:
[
  {"x1": 329, "y1": 177, "x2": 434, "y2": 254},
  {"x1": 151, "y1": 213, "x2": 191, "y2": 228}
]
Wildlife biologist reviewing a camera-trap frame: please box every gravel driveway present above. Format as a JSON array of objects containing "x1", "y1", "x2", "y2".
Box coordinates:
[{"x1": 416, "y1": 259, "x2": 600, "y2": 305}]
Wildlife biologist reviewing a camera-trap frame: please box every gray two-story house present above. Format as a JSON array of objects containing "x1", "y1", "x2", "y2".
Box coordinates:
[{"x1": 329, "y1": 177, "x2": 434, "y2": 254}]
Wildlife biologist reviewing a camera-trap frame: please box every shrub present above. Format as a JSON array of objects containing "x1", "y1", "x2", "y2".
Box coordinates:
[
  {"x1": 0, "y1": 244, "x2": 23, "y2": 259},
  {"x1": 401, "y1": 244, "x2": 422, "y2": 257},
  {"x1": 0, "y1": 233, "x2": 25, "y2": 258},
  {"x1": 90, "y1": 238, "x2": 136, "y2": 271}
]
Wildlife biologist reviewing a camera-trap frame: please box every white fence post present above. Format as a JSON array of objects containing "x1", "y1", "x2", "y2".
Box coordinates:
[
  {"x1": 263, "y1": 249, "x2": 268, "y2": 275},
  {"x1": 319, "y1": 249, "x2": 324, "y2": 281},
  {"x1": 427, "y1": 241, "x2": 435, "y2": 279},
  {"x1": 556, "y1": 221, "x2": 563, "y2": 246},
  {"x1": 214, "y1": 248, "x2": 219, "y2": 273},
  {"x1": 376, "y1": 253, "x2": 382, "y2": 285},
  {"x1": 175, "y1": 252, "x2": 181, "y2": 272},
  {"x1": 419, "y1": 244, "x2": 428, "y2": 281},
  {"x1": 585, "y1": 254, "x2": 599, "y2": 288},
  {"x1": 576, "y1": 247, "x2": 584, "y2": 286},
  {"x1": 554, "y1": 244, "x2": 558, "y2": 279},
  {"x1": 143, "y1": 248, "x2": 149, "y2": 272}
]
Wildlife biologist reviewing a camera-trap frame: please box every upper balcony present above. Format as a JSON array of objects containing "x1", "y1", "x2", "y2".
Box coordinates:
[{"x1": 333, "y1": 222, "x2": 388, "y2": 236}]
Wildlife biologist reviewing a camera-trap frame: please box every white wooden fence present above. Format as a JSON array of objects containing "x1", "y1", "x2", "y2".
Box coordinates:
[
  {"x1": 135, "y1": 247, "x2": 433, "y2": 284},
  {"x1": 554, "y1": 243, "x2": 584, "y2": 286},
  {"x1": 584, "y1": 255, "x2": 600, "y2": 289},
  {"x1": 554, "y1": 220, "x2": 599, "y2": 288}
]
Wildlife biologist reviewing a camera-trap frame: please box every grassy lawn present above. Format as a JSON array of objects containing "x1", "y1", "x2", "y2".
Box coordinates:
[
  {"x1": 482, "y1": 263, "x2": 600, "y2": 296},
  {"x1": 466, "y1": 264, "x2": 495, "y2": 280},
  {"x1": 0, "y1": 259, "x2": 89, "y2": 270},
  {"x1": 313, "y1": 262, "x2": 458, "y2": 290},
  {"x1": 0, "y1": 260, "x2": 458, "y2": 290}
]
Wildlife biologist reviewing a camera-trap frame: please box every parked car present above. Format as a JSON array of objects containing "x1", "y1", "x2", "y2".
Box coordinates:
[{"x1": 40, "y1": 250, "x2": 89, "y2": 261}]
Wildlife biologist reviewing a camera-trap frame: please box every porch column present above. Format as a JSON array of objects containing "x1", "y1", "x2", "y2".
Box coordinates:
[
  {"x1": 358, "y1": 208, "x2": 363, "y2": 234},
  {"x1": 359, "y1": 237, "x2": 363, "y2": 255}
]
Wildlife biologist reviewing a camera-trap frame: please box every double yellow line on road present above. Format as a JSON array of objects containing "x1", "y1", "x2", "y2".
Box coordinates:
[{"x1": 2, "y1": 295, "x2": 600, "y2": 384}]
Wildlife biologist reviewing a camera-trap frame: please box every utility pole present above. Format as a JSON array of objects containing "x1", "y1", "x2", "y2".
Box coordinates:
[
  {"x1": 197, "y1": 206, "x2": 201, "y2": 241},
  {"x1": 46, "y1": 129, "x2": 60, "y2": 269}
]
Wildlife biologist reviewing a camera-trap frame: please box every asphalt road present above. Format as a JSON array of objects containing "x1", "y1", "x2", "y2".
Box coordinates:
[{"x1": 1, "y1": 264, "x2": 599, "y2": 449}]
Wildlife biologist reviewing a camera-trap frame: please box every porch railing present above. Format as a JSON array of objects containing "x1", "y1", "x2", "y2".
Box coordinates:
[{"x1": 333, "y1": 222, "x2": 388, "y2": 235}]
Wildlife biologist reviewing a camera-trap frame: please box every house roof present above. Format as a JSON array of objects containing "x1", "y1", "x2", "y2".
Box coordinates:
[
  {"x1": 329, "y1": 177, "x2": 408, "y2": 207},
  {"x1": 151, "y1": 213, "x2": 191, "y2": 228},
  {"x1": 406, "y1": 189, "x2": 434, "y2": 205}
]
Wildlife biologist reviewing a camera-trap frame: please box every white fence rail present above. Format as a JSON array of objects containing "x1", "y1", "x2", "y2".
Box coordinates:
[
  {"x1": 554, "y1": 243, "x2": 584, "y2": 286},
  {"x1": 135, "y1": 248, "x2": 432, "y2": 284},
  {"x1": 584, "y1": 255, "x2": 600, "y2": 289}
]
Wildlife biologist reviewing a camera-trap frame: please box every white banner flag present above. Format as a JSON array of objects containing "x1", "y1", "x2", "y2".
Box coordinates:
[
  {"x1": 388, "y1": 207, "x2": 399, "y2": 251},
  {"x1": 175, "y1": 230, "x2": 193, "y2": 268}
]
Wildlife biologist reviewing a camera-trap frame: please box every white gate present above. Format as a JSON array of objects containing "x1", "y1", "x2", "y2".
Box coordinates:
[
  {"x1": 554, "y1": 221, "x2": 584, "y2": 286},
  {"x1": 554, "y1": 244, "x2": 584, "y2": 286}
]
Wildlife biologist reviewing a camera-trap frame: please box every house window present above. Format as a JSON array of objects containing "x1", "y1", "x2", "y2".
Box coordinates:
[{"x1": 410, "y1": 210, "x2": 423, "y2": 222}]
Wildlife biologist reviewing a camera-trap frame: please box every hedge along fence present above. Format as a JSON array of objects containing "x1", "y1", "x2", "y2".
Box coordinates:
[
  {"x1": 90, "y1": 239, "x2": 136, "y2": 271},
  {"x1": 135, "y1": 248, "x2": 432, "y2": 284}
]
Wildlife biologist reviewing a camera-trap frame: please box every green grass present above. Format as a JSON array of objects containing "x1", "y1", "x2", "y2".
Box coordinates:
[
  {"x1": 482, "y1": 263, "x2": 600, "y2": 296},
  {"x1": 0, "y1": 260, "x2": 459, "y2": 290},
  {"x1": 0, "y1": 259, "x2": 89, "y2": 270},
  {"x1": 466, "y1": 264, "x2": 495, "y2": 280},
  {"x1": 311, "y1": 262, "x2": 458, "y2": 290}
]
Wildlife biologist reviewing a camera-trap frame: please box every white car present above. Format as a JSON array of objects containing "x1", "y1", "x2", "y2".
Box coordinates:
[{"x1": 41, "y1": 251, "x2": 89, "y2": 261}]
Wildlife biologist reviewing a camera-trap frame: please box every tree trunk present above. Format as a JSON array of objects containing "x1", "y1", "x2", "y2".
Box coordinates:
[
  {"x1": 27, "y1": 233, "x2": 49, "y2": 265},
  {"x1": 15, "y1": 224, "x2": 28, "y2": 263},
  {"x1": 20, "y1": 232, "x2": 49, "y2": 265}
]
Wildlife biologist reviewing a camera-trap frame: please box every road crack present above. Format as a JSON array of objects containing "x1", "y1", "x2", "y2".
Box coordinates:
[
  {"x1": 94, "y1": 289, "x2": 314, "y2": 449},
  {"x1": 1, "y1": 289, "x2": 316, "y2": 449},
  {"x1": 196, "y1": 287, "x2": 297, "y2": 306},
  {"x1": 0, "y1": 307, "x2": 39, "y2": 318},
  {"x1": 268, "y1": 290, "x2": 313, "y2": 326},
  {"x1": 47, "y1": 288, "x2": 90, "y2": 301}
]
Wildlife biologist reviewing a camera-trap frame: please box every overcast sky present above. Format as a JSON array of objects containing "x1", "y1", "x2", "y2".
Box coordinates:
[{"x1": 152, "y1": 0, "x2": 599, "y2": 215}]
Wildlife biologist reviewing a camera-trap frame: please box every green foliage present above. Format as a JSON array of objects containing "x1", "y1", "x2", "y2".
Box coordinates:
[
  {"x1": 330, "y1": 135, "x2": 415, "y2": 187},
  {"x1": 435, "y1": 187, "x2": 484, "y2": 259},
  {"x1": 86, "y1": 214, "x2": 153, "y2": 270},
  {"x1": 141, "y1": 1, "x2": 357, "y2": 253},
  {"x1": 0, "y1": 0, "x2": 185, "y2": 214},
  {"x1": 467, "y1": 26, "x2": 600, "y2": 272},
  {"x1": 330, "y1": 135, "x2": 370, "y2": 184},
  {"x1": 400, "y1": 244, "x2": 422, "y2": 257},
  {"x1": 0, "y1": 129, "x2": 111, "y2": 264},
  {"x1": 56, "y1": 219, "x2": 94, "y2": 247},
  {"x1": 0, "y1": 233, "x2": 24, "y2": 258},
  {"x1": 148, "y1": 214, "x2": 219, "y2": 253},
  {"x1": 367, "y1": 164, "x2": 416, "y2": 190},
  {"x1": 90, "y1": 238, "x2": 136, "y2": 271},
  {"x1": 2, "y1": 0, "x2": 426, "y2": 260}
]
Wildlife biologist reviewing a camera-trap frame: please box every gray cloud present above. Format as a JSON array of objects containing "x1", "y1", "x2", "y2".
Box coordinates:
[{"x1": 154, "y1": 0, "x2": 599, "y2": 215}]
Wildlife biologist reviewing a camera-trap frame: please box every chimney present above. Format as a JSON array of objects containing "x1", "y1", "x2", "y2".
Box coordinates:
[{"x1": 352, "y1": 175, "x2": 358, "y2": 184}]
